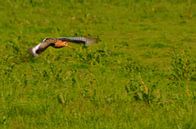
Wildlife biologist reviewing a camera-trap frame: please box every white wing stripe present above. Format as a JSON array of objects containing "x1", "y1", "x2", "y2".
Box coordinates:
[{"x1": 32, "y1": 43, "x2": 41, "y2": 56}]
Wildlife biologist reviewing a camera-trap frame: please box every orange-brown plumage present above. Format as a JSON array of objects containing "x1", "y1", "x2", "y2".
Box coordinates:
[{"x1": 29, "y1": 37, "x2": 98, "y2": 56}]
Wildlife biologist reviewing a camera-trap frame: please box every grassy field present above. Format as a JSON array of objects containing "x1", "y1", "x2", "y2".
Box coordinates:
[{"x1": 0, "y1": 0, "x2": 196, "y2": 128}]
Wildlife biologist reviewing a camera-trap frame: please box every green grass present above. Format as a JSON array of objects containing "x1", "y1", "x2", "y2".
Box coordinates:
[{"x1": 0, "y1": 0, "x2": 196, "y2": 129}]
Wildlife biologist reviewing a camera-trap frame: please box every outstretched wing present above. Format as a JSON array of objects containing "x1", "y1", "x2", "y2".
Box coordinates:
[
  {"x1": 29, "y1": 38, "x2": 57, "y2": 56},
  {"x1": 57, "y1": 37, "x2": 98, "y2": 46},
  {"x1": 29, "y1": 37, "x2": 99, "y2": 57}
]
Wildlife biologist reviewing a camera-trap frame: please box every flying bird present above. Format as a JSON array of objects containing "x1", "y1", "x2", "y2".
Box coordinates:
[{"x1": 29, "y1": 37, "x2": 98, "y2": 56}]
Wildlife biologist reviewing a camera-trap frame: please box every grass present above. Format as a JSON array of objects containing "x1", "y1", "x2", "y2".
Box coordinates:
[{"x1": 0, "y1": 0, "x2": 196, "y2": 129}]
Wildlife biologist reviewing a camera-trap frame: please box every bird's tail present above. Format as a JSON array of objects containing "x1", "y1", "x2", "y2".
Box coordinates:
[{"x1": 58, "y1": 37, "x2": 98, "y2": 46}]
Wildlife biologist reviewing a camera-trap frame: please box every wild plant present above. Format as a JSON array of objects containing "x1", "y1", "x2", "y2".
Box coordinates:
[
  {"x1": 170, "y1": 47, "x2": 194, "y2": 97},
  {"x1": 124, "y1": 58, "x2": 159, "y2": 103}
]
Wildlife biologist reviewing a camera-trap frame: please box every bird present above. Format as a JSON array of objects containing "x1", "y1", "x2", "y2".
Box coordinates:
[{"x1": 29, "y1": 37, "x2": 98, "y2": 56}]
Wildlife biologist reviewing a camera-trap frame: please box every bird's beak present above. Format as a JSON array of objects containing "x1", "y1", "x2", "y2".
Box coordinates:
[{"x1": 64, "y1": 42, "x2": 69, "y2": 47}]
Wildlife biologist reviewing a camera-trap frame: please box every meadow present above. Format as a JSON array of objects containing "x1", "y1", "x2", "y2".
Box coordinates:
[{"x1": 0, "y1": 0, "x2": 196, "y2": 128}]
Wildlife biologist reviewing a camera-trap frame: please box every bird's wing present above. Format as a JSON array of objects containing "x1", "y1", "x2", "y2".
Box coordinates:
[
  {"x1": 29, "y1": 43, "x2": 41, "y2": 56},
  {"x1": 29, "y1": 38, "x2": 56, "y2": 56},
  {"x1": 29, "y1": 37, "x2": 99, "y2": 57},
  {"x1": 57, "y1": 37, "x2": 98, "y2": 46}
]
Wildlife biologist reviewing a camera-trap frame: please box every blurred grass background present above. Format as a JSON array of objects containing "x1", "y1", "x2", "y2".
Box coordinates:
[{"x1": 0, "y1": 0, "x2": 196, "y2": 129}]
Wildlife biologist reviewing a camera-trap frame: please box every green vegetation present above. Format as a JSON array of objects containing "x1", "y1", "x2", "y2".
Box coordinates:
[{"x1": 0, "y1": 0, "x2": 196, "y2": 128}]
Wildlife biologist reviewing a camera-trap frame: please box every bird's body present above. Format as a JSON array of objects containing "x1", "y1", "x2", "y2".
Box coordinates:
[{"x1": 29, "y1": 37, "x2": 98, "y2": 56}]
